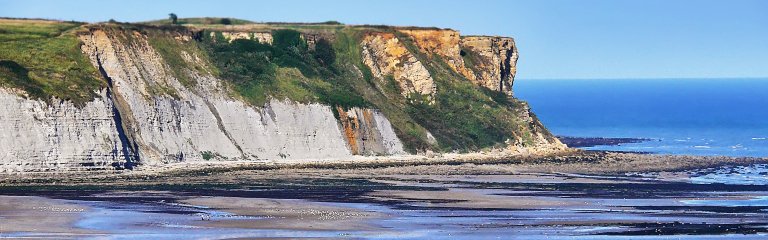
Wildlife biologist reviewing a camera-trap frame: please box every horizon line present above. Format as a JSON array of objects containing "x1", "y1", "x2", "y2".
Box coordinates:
[{"x1": 521, "y1": 77, "x2": 768, "y2": 81}]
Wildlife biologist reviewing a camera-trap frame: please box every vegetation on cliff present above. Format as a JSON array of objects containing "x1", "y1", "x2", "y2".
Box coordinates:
[
  {"x1": 0, "y1": 19, "x2": 104, "y2": 105},
  {"x1": 202, "y1": 29, "x2": 369, "y2": 108}
]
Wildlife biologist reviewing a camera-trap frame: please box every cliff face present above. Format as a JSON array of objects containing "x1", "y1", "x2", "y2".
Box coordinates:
[
  {"x1": 360, "y1": 32, "x2": 436, "y2": 101},
  {"x1": 215, "y1": 31, "x2": 273, "y2": 44},
  {"x1": 337, "y1": 107, "x2": 404, "y2": 155},
  {"x1": 75, "y1": 28, "x2": 403, "y2": 166},
  {"x1": 0, "y1": 20, "x2": 562, "y2": 172},
  {"x1": 398, "y1": 29, "x2": 518, "y2": 94},
  {"x1": 0, "y1": 89, "x2": 128, "y2": 172},
  {"x1": 460, "y1": 36, "x2": 518, "y2": 94},
  {"x1": 398, "y1": 29, "x2": 475, "y2": 84}
]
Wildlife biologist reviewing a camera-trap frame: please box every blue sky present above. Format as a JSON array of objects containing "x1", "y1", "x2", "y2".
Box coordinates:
[{"x1": 1, "y1": 0, "x2": 766, "y2": 79}]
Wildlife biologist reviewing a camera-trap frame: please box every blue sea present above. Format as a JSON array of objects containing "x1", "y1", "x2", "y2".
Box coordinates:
[{"x1": 515, "y1": 78, "x2": 768, "y2": 157}]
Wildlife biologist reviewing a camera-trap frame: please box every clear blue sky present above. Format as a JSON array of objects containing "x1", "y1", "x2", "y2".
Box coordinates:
[{"x1": 2, "y1": 0, "x2": 766, "y2": 79}]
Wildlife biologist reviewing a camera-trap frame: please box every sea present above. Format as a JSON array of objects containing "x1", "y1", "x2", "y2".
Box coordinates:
[{"x1": 515, "y1": 78, "x2": 768, "y2": 157}]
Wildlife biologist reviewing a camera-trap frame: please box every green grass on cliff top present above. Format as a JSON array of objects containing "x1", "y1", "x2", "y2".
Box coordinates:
[
  {"x1": 0, "y1": 19, "x2": 105, "y2": 105},
  {"x1": 144, "y1": 17, "x2": 255, "y2": 25}
]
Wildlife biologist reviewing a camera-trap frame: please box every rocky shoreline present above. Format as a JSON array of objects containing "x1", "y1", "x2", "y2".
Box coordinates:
[
  {"x1": 556, "y1": 136, "x2": 654, "y2": 148},
  {"x1": 1, "y1": 148, "x2": 765, "y2": 186}
]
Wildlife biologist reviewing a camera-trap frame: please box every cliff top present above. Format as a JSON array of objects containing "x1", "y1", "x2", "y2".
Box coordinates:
[
  {"x1": 1, "y1": 17, "x2": 510, "y2": 39},
  {"x1": 141, "y1": 17, "x2": 455, "y2": 31}
]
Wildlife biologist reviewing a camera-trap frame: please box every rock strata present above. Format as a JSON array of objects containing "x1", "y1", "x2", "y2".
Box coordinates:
[
  {"x1": 360, "y1": 32, "x2": 436, "y2": 101},
  {"x1": 460, "y1": 36, "x2": 518, "y2": 94}
]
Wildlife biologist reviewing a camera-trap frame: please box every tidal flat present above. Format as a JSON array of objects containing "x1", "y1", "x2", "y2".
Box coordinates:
[{"x1": 2, "y1": 151, "x2": 768, "y2": 239}]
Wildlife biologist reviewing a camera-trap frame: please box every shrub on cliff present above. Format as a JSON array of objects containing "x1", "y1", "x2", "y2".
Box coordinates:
[
  {"x1": 313, "y1": 38, "x2": 336, "y2": 66},
  {"x1": 202, "y1": 29, "x2": 365, "y2": 108},
  {"x1": 213, "y1": 39, "x2": 275, "y2": 86},
  {"x1": 168, "y1": 13, "x2": 178, "y2": 24},
  {"x1": 272, "y1": 29, "x2": 306, "y2": 50}
]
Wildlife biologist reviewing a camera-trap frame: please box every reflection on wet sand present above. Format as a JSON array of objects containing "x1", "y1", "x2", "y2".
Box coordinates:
[
  {"x1": 2, "y1": 167, "x2": 768, "y2": 239},
  {"x1": 0, "y1": 196, "x2": 95, "y2": 238}
]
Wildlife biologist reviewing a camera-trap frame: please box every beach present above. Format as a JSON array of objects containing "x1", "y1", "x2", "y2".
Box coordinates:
[{"x1": 2, "y1": 150, "x2": 768, "y2": 239}]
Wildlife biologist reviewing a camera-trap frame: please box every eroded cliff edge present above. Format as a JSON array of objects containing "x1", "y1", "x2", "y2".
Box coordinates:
[{"x1": 0, "y1": 19, "x2": 563, "y2": 172}]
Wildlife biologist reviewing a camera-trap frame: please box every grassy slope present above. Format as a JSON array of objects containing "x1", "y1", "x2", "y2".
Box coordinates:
[
  {"x1": 393, "y1": 32, "x2": 538, "y2": 151},
  {"x1": 143, "y1": 26, "x2": 219, "y2": 89},
  {"x1": 0, "y1": 19, "x2": 104, "y2": 105}
]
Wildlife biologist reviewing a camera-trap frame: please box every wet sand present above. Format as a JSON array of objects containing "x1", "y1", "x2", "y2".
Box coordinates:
[
  {"x1": 182, "y1": 197, "x2": 384, "y2": 231},
  {"x1": 3, "y1": 171, "x2": 768, "y2": 238},
  {"x1": 0, "y1": 196, "x2": 96, "y2": 238}
]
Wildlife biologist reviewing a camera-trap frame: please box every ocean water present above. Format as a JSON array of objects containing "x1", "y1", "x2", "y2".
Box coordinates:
[{"x1": 515, "y1": 78, "x2": 768, "y2": 157}]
